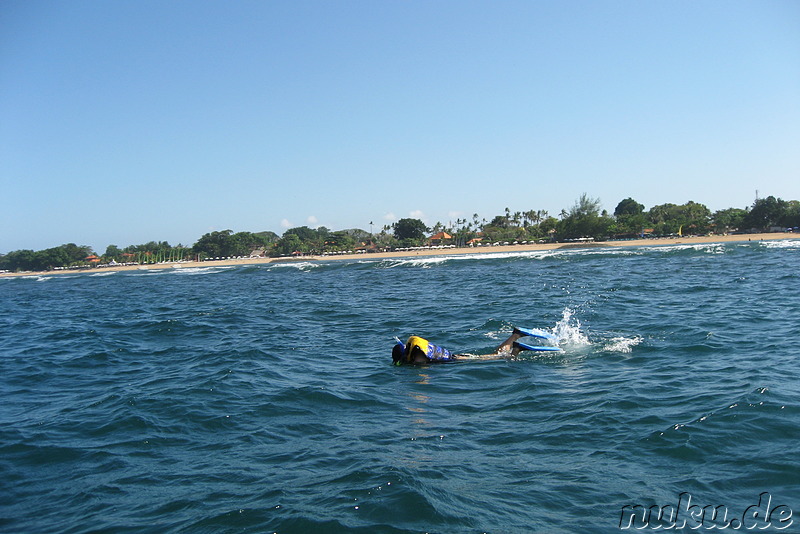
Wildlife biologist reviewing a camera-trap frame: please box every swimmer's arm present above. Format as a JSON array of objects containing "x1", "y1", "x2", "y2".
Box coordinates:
[{"x1": 452, "y1": 351, "x2": 512, "y2": 361}]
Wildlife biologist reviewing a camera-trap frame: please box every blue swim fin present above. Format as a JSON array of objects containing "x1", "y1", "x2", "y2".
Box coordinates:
[{"x1": 513, "y1": 327, "x2": 559, "y2": 342}]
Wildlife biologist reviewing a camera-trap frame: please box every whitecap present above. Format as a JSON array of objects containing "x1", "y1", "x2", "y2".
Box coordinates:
[
  {"x1": 172, "y1": 266, "x2": 233, "y2": 275},
  {"x1": 268, "y1": 261, "x2": 322, "y2": 272},
  {"x1": 602, "y1": 336, "x2": 643, "y2": 353},
  {"x1": 20, "y1": 275, "x2": 52, "y2": 282},
  {"x1": 762, "y1": 239, "x2": 800, "y2": 250},
  {"x1": 638, "y1": 243, "x2": 727, "y2": 254},
  {"x1": 378, "y1": 249, "x2": 561, "y2": 269}
]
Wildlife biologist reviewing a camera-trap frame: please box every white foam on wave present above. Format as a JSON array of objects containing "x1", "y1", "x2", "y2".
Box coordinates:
[
  {"x1": 90, "y1": 271, "x2": 118, "y2": 277},
  {"x1": 380, "y1": 249, "x2": 559, "y2": 268},
  {"x1": 376, "y1": 256, "x2": 449, "y2": 269},
  {"x1": 382, "y1": 245, "x2": 719, "y2": 267},
  {"x1": 397, "y1": 256, "x2": 452, "y2": 268},
  {"x1": 172, "y1": 266, "x2": 234, "y2": 275},
  {"x1": 602, "y1": 336, "x2": 643, "y2": 353},
  {"x1": 762, "y1": 239, "x2": 800, "y2": 250},
  {"x1": 639, "y1": 243, "x2": 727, "y2": 254},
  {"x1": 20, "y1": 275, "x2": 52, "y2": 282},
  {"x1": 559, "y1": 247, "x2": 639, "y2": 258},
  {"x1": 268, "y1": 261, "x2": 321, "y2": 272},
  {"x1": 457, "y1": 250, "x2": 556, "y2": 261}
]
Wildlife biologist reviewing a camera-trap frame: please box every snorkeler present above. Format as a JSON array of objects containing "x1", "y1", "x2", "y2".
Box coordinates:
[{"x1": 392, "y1": 327, "x2": 559, "y2": 365}]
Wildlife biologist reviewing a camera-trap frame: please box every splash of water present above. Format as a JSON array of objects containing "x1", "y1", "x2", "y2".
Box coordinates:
[{"x1": 552, "y1": 308, "x2": 591, "y2": 347}]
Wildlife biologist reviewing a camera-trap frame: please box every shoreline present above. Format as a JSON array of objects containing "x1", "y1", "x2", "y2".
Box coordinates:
[{"x1": 1, "y1": 232, "x2": 796, "y2": 278}]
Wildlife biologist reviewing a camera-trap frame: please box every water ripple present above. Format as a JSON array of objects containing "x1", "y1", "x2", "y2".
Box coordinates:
[{"x1": 1, "y1": 241, "x2": 798, "y2": 533}]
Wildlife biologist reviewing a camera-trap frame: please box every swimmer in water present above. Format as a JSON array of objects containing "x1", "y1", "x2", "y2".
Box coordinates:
[{"x1": 392, "y1": 327, "x2": 549, "y2": 365}]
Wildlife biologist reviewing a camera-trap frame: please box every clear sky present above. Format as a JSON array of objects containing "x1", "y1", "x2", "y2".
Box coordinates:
[{"x1": 2, "y1": 0, "x2": 799, "y2": 253}]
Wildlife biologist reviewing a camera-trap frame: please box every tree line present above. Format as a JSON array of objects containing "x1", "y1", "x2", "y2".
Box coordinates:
[
  {"x1": 387, "y1": 194, "x2": 798, "y2": 248},
  {"x1": 2, "y1": 194, "x2": 797, "y2": 272}
]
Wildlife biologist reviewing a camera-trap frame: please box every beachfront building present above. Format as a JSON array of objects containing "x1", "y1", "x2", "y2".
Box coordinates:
[{"x1": 428, "y1": 231, "x2": 452, "y2": 246}]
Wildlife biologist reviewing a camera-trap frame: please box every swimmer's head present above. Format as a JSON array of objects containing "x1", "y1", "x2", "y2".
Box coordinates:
[{"x1": 392, "y1": 343, "x2": 406, "y2": 366}]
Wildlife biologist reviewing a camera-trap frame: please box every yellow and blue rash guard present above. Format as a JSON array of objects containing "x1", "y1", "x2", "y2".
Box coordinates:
[{"x1": 403, "y1": 336, "x2": 456, "y2": 363}]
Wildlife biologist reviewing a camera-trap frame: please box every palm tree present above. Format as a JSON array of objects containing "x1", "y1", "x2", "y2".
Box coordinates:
[{"x1": 523, "y1": 210, "x2": 534, "y2": 227}]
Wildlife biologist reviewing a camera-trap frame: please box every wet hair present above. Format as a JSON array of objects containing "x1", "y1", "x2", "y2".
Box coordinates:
[{"x1": 392, "y1": 344, "x2": 405, "y2": 365}]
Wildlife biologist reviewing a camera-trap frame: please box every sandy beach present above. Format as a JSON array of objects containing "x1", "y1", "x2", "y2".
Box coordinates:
[{"x1": 2, "y1": 232, "x2": 796, "y2": 278}]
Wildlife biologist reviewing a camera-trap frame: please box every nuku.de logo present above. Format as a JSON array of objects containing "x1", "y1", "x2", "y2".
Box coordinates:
[{"x1": 619, "y1": 492, "x2": 793, "y2": 530}]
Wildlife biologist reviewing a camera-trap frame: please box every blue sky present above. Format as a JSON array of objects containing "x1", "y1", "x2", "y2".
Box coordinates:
[{"x1": 2, "y1": 0, "x2": 799, "y2": 253}]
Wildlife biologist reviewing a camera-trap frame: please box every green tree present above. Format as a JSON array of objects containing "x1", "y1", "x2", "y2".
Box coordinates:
[
  {"x1": 325, "y1": 231, "x2": 356, "y2": 252},
  {"x1": 612, "y1": 198, "x2": 647, "y2": 237},
  {"x1": 539, "y1": 216, "x2": 559, "y2": 240},
  {"x1": 272, "y1": 234, "x2": 305, "y2": 256},
  {"x1": 743, "y1": 196, "x2": 787, "y2": 231},
  {"x1": 192, "y1": 231, "x2": 243, "y2": 258},
  {"x1": 783, "y1": 201, "x2": 800, "y2": 228},
  {"x1": 341, "y1": 228, "x2": 371, "y2": 241},
  {"x1": 193, "y1": 232, "x2": 225, "y2": 259},
  {"x1": 0, "y1": 249, "x2": 37, "y2": 271},
  {"x1": 283, "y1": 226, "x2": 320, "y2": 242},
  {"x1": 392, "y1": 218, "x2": 429, "y2": 245},
  {"x1": 647, "y1": 203, "x2": 677, "y2": 225},
  {"x1": 556, "y1": 194, "x2": 613, "y2": 241},
  {"x1": 711, "y1": 208, "x2": 747, "y2": 233},
  {"x1": 647, "y1": 201, "x2": 710, "y2": 235},
  {"x1": 614, "y1": 198, "x2": 645, "y2": 217},
  {"x1": 682, "y1": 201, "x2": 712, "y2": 234},
  {"x1": 228, "y1": 232, "x2": 262, "y2": 256},
  {"x1": 105, "y1": 244, "x2": 123, "y2": 260},
  {"x1": 274, "y1": 226, "x2": 331, "y2": 255},
  {"x1": 488, "y1": 215, "x2": 510, "y2": 229},
  {"x1": 0, "y1": 243, "x2": 93, "y2": 271},
  {"x1": 254, "y1": 231, "x2": 279, "y2": 244}
]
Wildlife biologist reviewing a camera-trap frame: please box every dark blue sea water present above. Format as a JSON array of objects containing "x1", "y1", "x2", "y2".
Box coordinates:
[{"x1": 1, "y1": 240, "x2": 799, "y2": 533}]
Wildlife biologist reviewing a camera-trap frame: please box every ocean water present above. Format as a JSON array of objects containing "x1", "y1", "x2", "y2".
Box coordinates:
[{"x1": 1, "y1": 240, "x2": 798, "y2": 533}]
